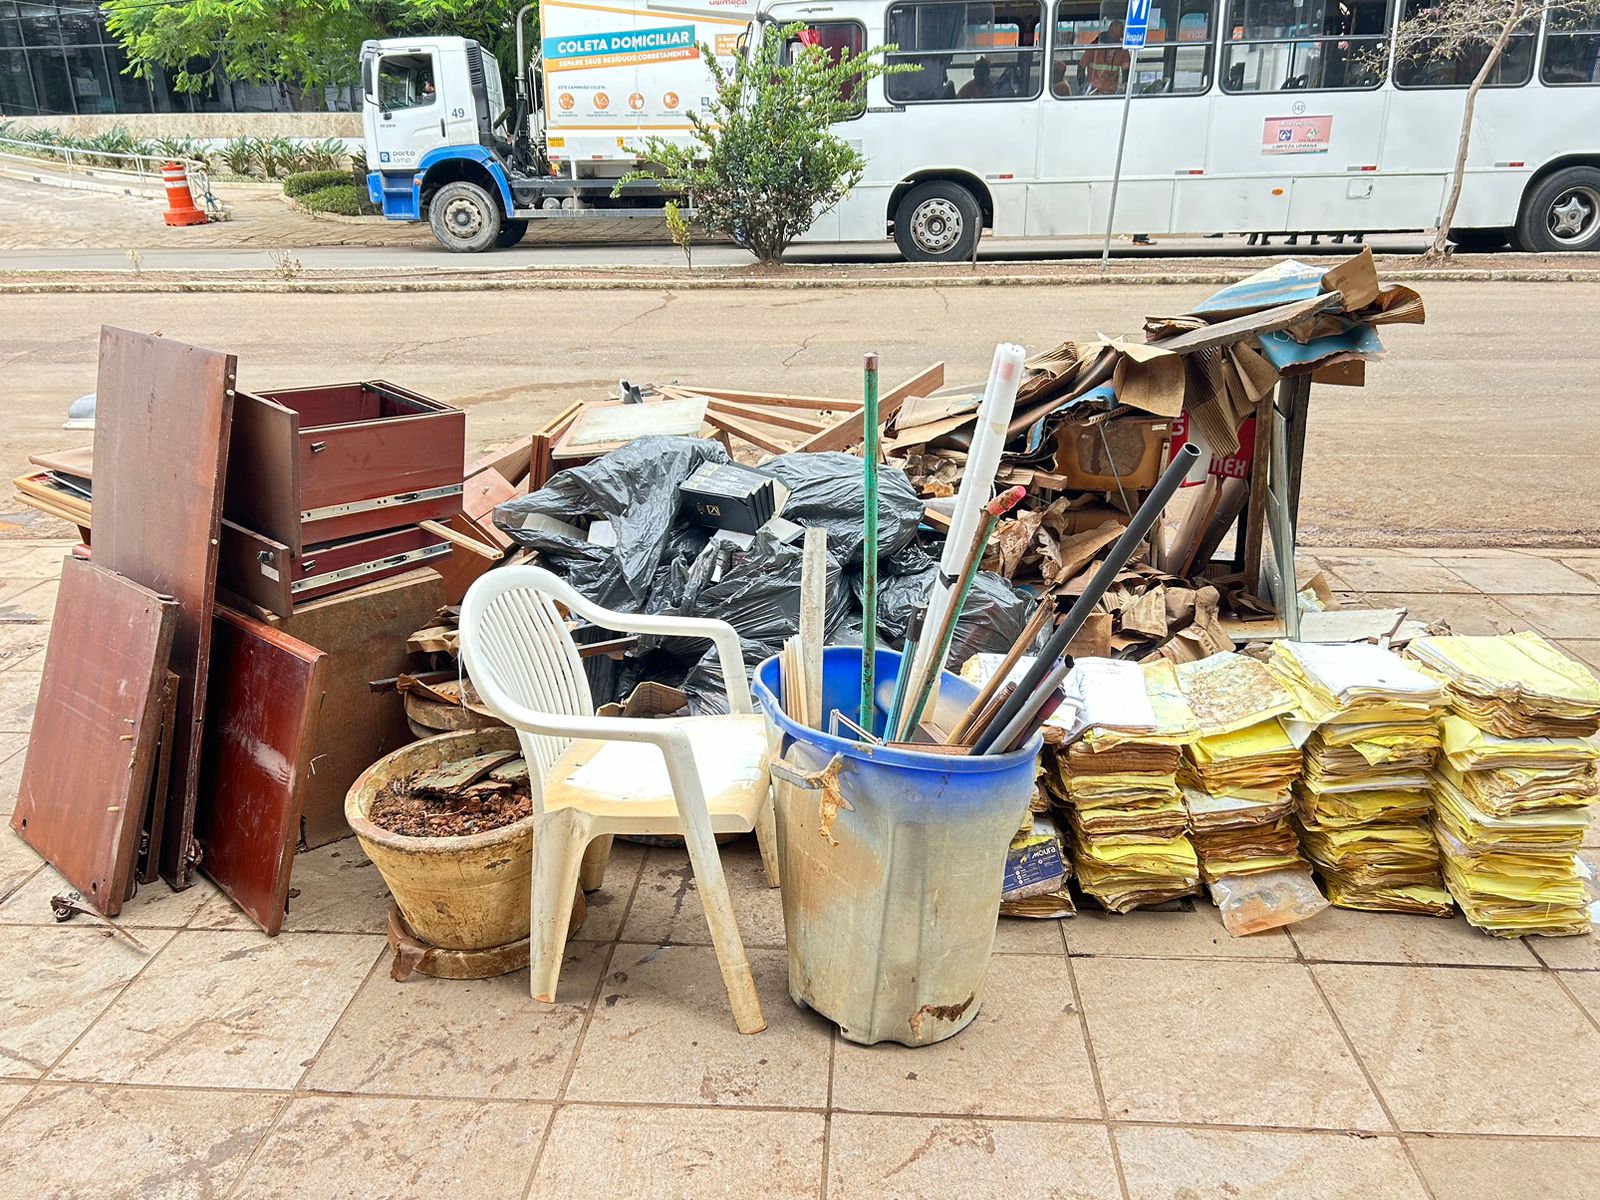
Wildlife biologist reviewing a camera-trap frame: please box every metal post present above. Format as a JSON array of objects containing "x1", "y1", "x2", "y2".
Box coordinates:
[
  {"x1": 859, "y1": 352, "x2": 880, "y2": 733},
  {"x1": 1099, "y1": 65, "x2": 1137, "y2": 274}
]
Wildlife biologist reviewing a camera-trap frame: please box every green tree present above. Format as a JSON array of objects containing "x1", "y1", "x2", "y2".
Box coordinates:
[
  {"x1": 102, "y1": 0, "x2": 511, "y2": 106},
  {"x1": 617, "y1": 25, "x2": 905, "y2": 265}
]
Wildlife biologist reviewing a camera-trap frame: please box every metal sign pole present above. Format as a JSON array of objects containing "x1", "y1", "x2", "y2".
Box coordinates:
[{"x1": 1099, "y1": 0, "x2": 1150, "y2": 274}]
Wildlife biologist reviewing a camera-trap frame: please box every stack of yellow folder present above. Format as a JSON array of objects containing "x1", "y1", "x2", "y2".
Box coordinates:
[
  {"x1": 1405, "y1": 634, "x2": 1600, "y2": 936},
  {"x1": 1267, "y1": 641, "x2": 1453, "y2": 915},
  {"x1": 1406, "y1": 631, "x2": 1600, "y2": 739},
  {"x1": 1431, "y1": 768, "x2": 1592, "y2": 936},
  {"x1": 1172, "y1": 653, "x2": 1311, "y2": 890},
  {"x1": 1061, "y1": 659, "x2": 1203, "y2": 912}
]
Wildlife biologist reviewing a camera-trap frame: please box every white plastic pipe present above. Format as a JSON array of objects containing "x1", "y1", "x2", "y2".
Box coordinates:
[{"x1": 898, "y1": 342, "x2": 1026, "y2": 724}]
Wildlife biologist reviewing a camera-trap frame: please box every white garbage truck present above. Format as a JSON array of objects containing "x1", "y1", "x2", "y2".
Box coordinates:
[{"x1": 359, "y1": 0, "x2": 761, "y2": 252}]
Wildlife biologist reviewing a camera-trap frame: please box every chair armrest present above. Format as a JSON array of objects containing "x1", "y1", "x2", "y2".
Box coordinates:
[{"x1": 490, "y1": 700, "x2": 711, "y2": 805}]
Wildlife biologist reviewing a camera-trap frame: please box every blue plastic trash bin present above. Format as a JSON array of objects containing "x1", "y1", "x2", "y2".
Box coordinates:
[{"x1": 753, "y1": 647, "x2": 1042, "y2": 1047}]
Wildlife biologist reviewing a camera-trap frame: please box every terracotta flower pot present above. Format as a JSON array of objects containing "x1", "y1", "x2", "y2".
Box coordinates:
[{"x1": 346, "y1": 728, "x2": 534, "y2": 951}]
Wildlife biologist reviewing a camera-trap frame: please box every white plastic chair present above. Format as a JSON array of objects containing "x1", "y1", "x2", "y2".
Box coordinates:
[{"x1": 459, "y1": 565, "x2": 778, "y2": 1034}]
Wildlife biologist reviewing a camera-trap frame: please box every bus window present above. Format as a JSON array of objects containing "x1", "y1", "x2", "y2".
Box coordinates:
[
  {"x1": 885, "y1": 1, "x2": 1047, "y2": 102},
  {"x1": 1221, "y1": 0, "x2": 1391, "y2": 92},
  {"x1": 1051, "y1": 0, "x2": 1216, "y2": 96},
  {"x1": 782, "y1": 21, "x2": 868, "y2": 111},
  {"x1": 1394, "y1": 0, "x2": 1532, "y2": 87},
  {"x1": 1543, "y1": 8, "x2": 1600, "y2": 84}
]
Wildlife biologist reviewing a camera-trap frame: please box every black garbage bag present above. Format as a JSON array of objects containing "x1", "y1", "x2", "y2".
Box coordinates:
[
  {"x1": 876, "y1": 565, "x2": 1032, "y2": 664},
  {"x1": 761, "y1": 451, "x2": 924, "y2": 566},
  {"x1": 493, "y1": 435, "x2": 729, "y2": 611},
  {"x1": 651, "y1": 524, "x2": 851, "y2": 662}
]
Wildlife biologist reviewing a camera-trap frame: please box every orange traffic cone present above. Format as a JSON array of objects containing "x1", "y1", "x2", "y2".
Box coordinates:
[{"x1": 161, "y1": 161, "x2": 208, "y2": 227}]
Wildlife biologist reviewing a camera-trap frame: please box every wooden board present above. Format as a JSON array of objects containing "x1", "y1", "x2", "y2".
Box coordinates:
[
  {"x1": 461, "y1": 468, "x2": 517, "y2": 550},
  {"x1": 92, "y1": 326, "x2": 236, "y2": 889},
  {"x1": 795, "y1": 362, "x2": 944, "y2": 453},
  {"x1": 195, "y1": 607, "x2": 327, "y2": 935},
  {"x1": 465, "y1": 436, "x2": 533, "y2": 487},
  {"x1": 136, "y1": 670, "x2": 180, "y2": 885},
  {"x1": 529, "y1": 402, "x2": 586, "y2": 492},
  {"x1": 11, "y1": 557, "x2": 177, "y2": 916},
  {"x1": 254, "y1": 568, "x2": 447, "y2": 847}
]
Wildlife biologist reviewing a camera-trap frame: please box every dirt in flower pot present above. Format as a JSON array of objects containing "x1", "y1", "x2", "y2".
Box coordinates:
[{"x1": 366, "y1": 753, "x2": 534, "y2": 837}]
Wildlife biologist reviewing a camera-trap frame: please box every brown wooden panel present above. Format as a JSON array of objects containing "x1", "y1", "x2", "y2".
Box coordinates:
[
  {"x1": 92, "y1": 326, "x2": 236, "y2": 889},
  {"x1": 297, "y1": 418, "x2": 465, "y2": 517},
  {"x1": 11, "y1": 558, "x2": 177, "y2": 915},
  {"x1": 195, "y1": 608, "x2": 327, "y2": 935},
  {"x1": 224, "y1": 391, "x2": 302, "y2": 553},
  {"x1": 261, "y1": 568, "x2": 446, "y2": 847},
  {"x1": 136, "y1": 670, "x2": 180, "y2": 886}
]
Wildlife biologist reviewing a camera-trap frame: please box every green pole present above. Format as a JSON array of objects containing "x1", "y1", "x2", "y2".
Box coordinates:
[{"x1": 859, "y1": 351, "x2": 880, "y2": 733}]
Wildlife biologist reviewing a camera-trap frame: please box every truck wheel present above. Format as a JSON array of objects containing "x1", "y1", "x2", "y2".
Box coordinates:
[
  {"x1": 894, "y1": 181, "x2": 982, "y2": 263},
  {"x1": 429, "y1": 180, "x2": 503, "y2": 253},
  {"x1": 495, "y1": 219, "x2": 529, "y2": 248},
  {"x1": 1514, "y1": 167, "x2": 1600, "y2": 252},
  {"x1": 1447, "y1": 228, "x2": 1509, "y2": 251}
]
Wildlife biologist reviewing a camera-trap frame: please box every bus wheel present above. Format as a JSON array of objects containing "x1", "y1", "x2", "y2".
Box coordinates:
[
  {"x1": 1515, "y1": 167, "x2": 1600, "y2": 253},
  {"x1": 1447, "y1": 228, "x2": 1509, "y2": 252},
  {"x1": 429, "y1": 180, "x2": 503, "y2": 253},
  {"x1": 895, "y1": 182, "x2": 981, "y2": 263},
  {"x1": 495, "y1": 219, "x2": 530, "y2": 248}
]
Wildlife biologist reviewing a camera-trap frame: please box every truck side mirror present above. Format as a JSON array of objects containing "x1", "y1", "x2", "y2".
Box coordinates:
[{"x1": 363, "y1": 57, "x2": 378, "y2": 107}]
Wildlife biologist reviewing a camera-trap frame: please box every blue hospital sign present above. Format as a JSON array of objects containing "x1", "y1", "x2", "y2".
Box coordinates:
[{"x1": 1123, "y1": 0, "x2": 1150, "y2": 47}]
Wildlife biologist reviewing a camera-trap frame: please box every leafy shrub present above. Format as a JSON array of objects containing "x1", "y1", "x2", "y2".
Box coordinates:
[
  {"x1": 304, "y1": 137, "x2": 347, "y2": 171},
  {"x1": 283, "y1": 169, "x2": 353, "y2": 197},
  {"x1": 299, "y1": 183, "x2": 378, "y2": 216},
  {"x1": 152, "y1": 136, "x2": 210, "y2": 169},
  {"x1": 219, "y1": 136, "x2": 257, "y2": 176}
]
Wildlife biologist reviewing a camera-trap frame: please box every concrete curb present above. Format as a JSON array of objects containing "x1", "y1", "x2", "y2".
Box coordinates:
[{"x1": 2, "y1": 266, "x2": 1599, "y2": 294}]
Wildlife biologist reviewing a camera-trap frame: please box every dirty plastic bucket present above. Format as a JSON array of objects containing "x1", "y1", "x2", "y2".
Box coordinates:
[{"x1": 753, "y1": 647, "x2": 1042, "y2": 1047}]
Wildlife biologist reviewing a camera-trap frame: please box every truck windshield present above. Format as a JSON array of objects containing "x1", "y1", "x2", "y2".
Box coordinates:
[{"x1": 378, "y1": 53, "x2": 437, "y2": 110}]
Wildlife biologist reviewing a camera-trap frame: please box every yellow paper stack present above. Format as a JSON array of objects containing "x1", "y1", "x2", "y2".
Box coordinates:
[
  {"x1": 1062, "y1": 658, "x2": 1203, "y2": 913},
  {"x1": 1408, "y1": 631, "x2": 1600, "y2": 937},
  {"x1": 1175, "y1": 653, "x2": 1308, "y2": 885},
  {"x1": 1268, "y1": 639, "x2": 1453, "y2": 916}
]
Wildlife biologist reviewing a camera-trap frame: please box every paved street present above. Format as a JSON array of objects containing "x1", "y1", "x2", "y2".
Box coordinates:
[{"x1": 2, "y1": 281, "x2": 1596, "y2": 547}]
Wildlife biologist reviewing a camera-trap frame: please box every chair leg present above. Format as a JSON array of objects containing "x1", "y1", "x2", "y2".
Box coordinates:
[
  {"x1": 679, "y1": 810, "x2": 767, "y2": 1035},
  {"x1": 755, "y1": 788, "x2": 780, "y2": 889},
  {"x1": 529, "y1": 810, "x2": 589, "y2": 1004},
  {"x1": 578, "y1": 833, "x2": 614, "y2": 892}
]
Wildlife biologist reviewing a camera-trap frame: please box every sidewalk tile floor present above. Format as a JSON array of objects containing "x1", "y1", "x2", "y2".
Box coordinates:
[{"x1": 2, "y1": 539, "x2": 1599, "y2": 1198}]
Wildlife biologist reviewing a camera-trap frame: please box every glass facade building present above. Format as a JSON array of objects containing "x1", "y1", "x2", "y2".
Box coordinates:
[{"x1": 0, "y1": 1, "x2": 354, "y2": 116}]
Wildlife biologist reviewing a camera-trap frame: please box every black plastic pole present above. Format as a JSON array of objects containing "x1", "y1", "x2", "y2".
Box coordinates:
[{"x1": 971, "y1": 441, "x2": 1202, "y2": 754}]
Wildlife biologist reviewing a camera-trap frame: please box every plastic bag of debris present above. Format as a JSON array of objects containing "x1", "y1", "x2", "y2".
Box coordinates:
[
  {"x1": 761, "y1": 451, "x2": 924, "y2": 566},
  {"x1": 652, "y1": 524, "x2": 851, "y2": 661},
  {"x1": 1207, "y1": 866, "x2": 1329, "y2": 936},
  {"x1": 877, "y1": 565, "x2": 1033, "y2": 663},
  {"x1": 1001, "y1": 813, "x2": 1076, "y2": 918},
  {"x1": 493, "y1": 435, "x2": 729, "y2": 611}
]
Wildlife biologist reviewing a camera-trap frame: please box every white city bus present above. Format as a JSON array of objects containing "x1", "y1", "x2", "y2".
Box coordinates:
[{"x1": 751, "y1": 0, "x2": 1600, "y2": 258}]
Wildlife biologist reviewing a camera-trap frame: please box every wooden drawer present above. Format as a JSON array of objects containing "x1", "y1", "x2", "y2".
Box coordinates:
[
  {"x1": 225, "y1": 380, "x2": 465, "y2": 554},
  {"x1": 219, "y1": 520, "x2": 450, "y2": 617}
]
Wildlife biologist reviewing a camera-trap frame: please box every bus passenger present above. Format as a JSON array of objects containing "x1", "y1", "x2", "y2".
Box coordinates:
[
  {"x1": 1079, "y1": 20, "x2": 1130, "y2": 94},
  {"x1": 958, "y1": 56, "x2": 995, "y2": 99}
]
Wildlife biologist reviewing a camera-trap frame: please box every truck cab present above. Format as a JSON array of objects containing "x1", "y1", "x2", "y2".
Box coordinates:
[{"x1": 361, "y1": 36, "x2": 523, "y2": 251}]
